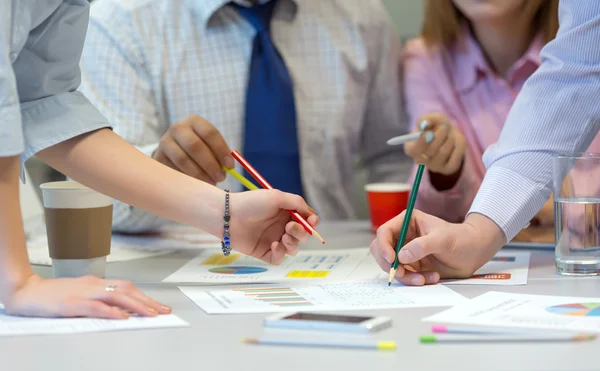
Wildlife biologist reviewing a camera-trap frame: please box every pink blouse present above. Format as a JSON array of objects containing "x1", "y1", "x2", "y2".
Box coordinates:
[{"x1": 404, "y1": 31, "x2": 600, "y2": 223}]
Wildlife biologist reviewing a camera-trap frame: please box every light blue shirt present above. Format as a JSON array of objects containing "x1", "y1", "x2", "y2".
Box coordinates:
[
  {"x1": 79, "y1": 0, "x2": 409, "y2": 231},
  {"x1": 469, "y1": 0, "x2": 600, "y2": 240},
  {"x1": 0, "y1": 0, "x2": 109, "y2": 172}
]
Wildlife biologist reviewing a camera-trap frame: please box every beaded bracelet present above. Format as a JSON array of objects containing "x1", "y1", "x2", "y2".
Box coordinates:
[{"x1": 221, "y1": 190, "x2": 232, "y2": 256}]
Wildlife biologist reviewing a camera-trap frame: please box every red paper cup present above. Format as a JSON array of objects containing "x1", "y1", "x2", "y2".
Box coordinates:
[{"x1": 365, "y1": 183, "x2": 411, "y2": 234}]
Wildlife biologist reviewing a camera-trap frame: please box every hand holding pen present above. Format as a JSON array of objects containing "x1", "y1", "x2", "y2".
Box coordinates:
[{"x1": 388, "y1": 113, "x2": 467, "y2": 178}]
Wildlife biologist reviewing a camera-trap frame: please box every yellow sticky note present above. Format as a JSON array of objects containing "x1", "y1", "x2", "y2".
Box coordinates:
[
  {"x1": 201, "y1": 253, "x2": 240, "y2": 266},
  {"x1": 286, "y1": 270, "x2": 330, "y2": 278}
]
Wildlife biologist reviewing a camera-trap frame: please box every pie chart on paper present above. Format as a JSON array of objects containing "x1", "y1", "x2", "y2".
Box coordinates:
[
  {"x1": 208, "y1": 266, "x2": 268, "y2": 275},
  {"x1": 545, "y1": 303, "x2": 600, "y2": 317}
]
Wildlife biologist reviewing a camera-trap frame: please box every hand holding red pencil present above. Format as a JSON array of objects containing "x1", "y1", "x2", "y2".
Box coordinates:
[
  {"x1": 227, "y1": 190, "x2": 319, "y2": 265},
  {"x1": 231, "y1": 150, "x2": 325, "y2": 244}
]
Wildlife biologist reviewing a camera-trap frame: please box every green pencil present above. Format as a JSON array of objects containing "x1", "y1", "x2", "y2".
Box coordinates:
[{"x1": 388, "y1": 163, "x2": 425, "y2": 286}]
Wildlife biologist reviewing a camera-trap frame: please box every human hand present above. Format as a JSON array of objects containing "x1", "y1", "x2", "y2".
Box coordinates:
[
  {"x1": 404, "y1": 113, "x2": 467, "y2": 176},
  {"x1": 369, "y1": 211, "x2": 504, "y2": 285},
  {"x1": 153, "y1": 115, "x2": 234, "y2": 185},
  {"x1": 229, "y1": 190, "x2": 319, "y2": 265},
  {"x1": 4, "y1": 274, "x2": 171, "y2": 319}
]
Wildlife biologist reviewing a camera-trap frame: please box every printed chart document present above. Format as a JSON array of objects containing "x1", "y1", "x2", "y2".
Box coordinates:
[
  {"x1": 0, "y1": 308, "x2": 189, "y2": 337},
  {"x1": 424, "y1": 291, "x2": 600, "y2": 333},
  {"x1": 442, "y1": 251, "x2": 530, "y2": 286},
  {"x1": 164, "y1": 248, "x2": 374, "y2": 283},
  {"x1": 178, "y1": 281, "x2": 467, "y2": 314}
]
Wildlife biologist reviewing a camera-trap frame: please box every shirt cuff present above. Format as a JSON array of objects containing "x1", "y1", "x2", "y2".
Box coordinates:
[
  {"x1": 20, "y1": 91, "x2": 111, "y2": 162},
  {"x1": 468, "y1": 166, "x2": 550, "y2": 241},
  {"x1": 0, "y1": 103, "x2": 24, "y2": 157}
]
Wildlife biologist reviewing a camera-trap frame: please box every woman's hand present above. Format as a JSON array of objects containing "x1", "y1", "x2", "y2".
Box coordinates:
[
  {"x1": 404, "y1": 113, "x2": 467, "y2": 178},
  {"x1": 228, "y1": 190, "x2": 319, "y2": 264},
  {"x1": 4, "y1": 274, "x2": 171, "y2": 319}
]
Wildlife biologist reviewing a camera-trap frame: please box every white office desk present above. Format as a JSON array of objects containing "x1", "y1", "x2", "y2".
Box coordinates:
[{"x1": 3, "y1": 221, "x2": 598, "y2": 371}]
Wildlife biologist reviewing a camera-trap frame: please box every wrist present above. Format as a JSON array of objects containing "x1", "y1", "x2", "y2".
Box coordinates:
[
  {"x1": 464, "y1": 212, "x2": 507, "y2": 249},
  {"x1": 429, "y1": 159, "x2": 464, "y2": 191}
]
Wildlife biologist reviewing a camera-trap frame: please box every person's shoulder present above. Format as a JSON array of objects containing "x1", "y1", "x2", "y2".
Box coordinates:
[
  {"x1": 89, "y1": 0, "x2": 181, "y2": 22},
  {"x1": 321, "y1": 0, "x2": 390, "y2": 24},
  {"x1": 404, "y1": 37, "x2": 442, "y2": 59}
]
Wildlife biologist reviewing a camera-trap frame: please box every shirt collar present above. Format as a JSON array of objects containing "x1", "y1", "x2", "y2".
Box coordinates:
[
  {"x1": 452, "y1": 24, "x2": 544, "y2": 92},
  {"x1": 188, "y1": 0, "x2": 298, "y2": 29}
]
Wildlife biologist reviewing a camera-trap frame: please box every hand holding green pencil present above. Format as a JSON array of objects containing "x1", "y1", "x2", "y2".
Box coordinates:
[{"x1": 387, "y1": 163, "x2": 426, "y2": 285}]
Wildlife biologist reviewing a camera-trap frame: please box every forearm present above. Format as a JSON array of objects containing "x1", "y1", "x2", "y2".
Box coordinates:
[
  {"x1": 0, "y1": 156, "x2": 34, "y2": 302},
  {"x1": 37, "y1": 129, "x2": 225, "y2": 237}
]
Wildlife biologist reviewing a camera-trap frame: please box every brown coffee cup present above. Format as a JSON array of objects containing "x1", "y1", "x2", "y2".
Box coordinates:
[{"x1": 40, "y1": 181, "x2": 113, "y2": 278}]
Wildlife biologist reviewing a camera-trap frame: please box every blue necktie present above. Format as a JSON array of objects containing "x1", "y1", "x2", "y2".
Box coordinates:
[{"x1": 232, "y1": 0, "x2": 304, "y2": 197}]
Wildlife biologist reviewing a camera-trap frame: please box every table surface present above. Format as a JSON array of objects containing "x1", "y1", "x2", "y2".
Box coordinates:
[{"x1": 3, "y1": 221, "x2": 599, "y2": 371}]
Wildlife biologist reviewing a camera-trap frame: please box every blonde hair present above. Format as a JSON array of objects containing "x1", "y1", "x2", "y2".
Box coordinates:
[{"x1": 421, "y1": 0, "x2": 559, "y2": 48}]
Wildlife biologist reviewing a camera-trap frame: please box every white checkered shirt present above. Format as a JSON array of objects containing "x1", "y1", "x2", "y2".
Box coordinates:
[{"x1": 80, "y1": 0, "x2": 409, "y2": 232}]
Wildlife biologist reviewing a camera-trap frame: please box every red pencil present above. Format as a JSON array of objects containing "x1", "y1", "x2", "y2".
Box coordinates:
[{"x1": 230, "y1": 150, "x2": 325, "y2": 244}]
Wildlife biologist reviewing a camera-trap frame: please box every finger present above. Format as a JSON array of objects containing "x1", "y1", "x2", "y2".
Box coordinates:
[
  {"x1": 395, "y1": 271, "x2": 440, "y2": 286},
  {"x1": 429, "y1": 131, "x2": 454, "y2": 170},
  {"x1": 189, "y1": 115, "x2": 234, "y2": 169},
  {"x1": 276, "y1": 192, "x2": 311, "y2": 217},
  {"x1": 444, "y1": 137, "x2": 466, "y2": 176},
  {"x1": 281, "y1": 234, "x2": 300, "y2": 256},
  {"x1": 397, "y1": 233, "x2": 447, "y2": 265},
  {"x1": 285, "y1": 222, "x2": 310, "y2": 244},
  {"x1": 70, "y1": 299, "x2": 129, "y2": 319},
  {"x1": 370, "y1": 241, "x2": 393, "y2": 273},
  {"x1": 97, "y1": 289, "x2": 158, "y2": 317},
  {"x1": 424, "y1": 122, "x2": 451, "y2": 158},
  {"x1": 307, "y1": 214, "x2": 320, "y2": 228},
  {"x1": 103, "y1": 280, "x2": 171, "y2": 314},
  {"x1": 266, "y1": 241, "x2": 286, "y2": 265},
  {"x1": 172, "y1": 125, "x2": 224, "y2": 183},
  {"x1": 161, "y1": 136, "x2": 208, "y2": 182}
]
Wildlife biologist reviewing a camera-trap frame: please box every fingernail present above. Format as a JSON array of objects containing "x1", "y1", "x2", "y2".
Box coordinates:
[
  {"x1": 161, "y1": 305, "x2": 172, "y2": 312},
  {"x1": 397, "y1": 250, "x2": 409, "y2": 261},
  {"x1": 425, "y1": 131, "x2": 434, "y2": 143},
  {"x1": 411, "y1": 277, "x2": 421, "y2": 285},
  {"x1": 308, "y1": 206, "x2": 317, "y2": 214},
  {"x1": 385, "y1": 253, "x2": 394, "y2": 264},
  {"x1": 148, "y1": 307, "x2": 157, "y2": 315},
  {"x1": 216, "y1": 171, "x2": 226, "y2": 182},
  {"x1": 419, "y1": 120, "x2": 429, "y2": 130},
  {"x1": 223, "y1": 155, "x2": 235, "y2": 169}
]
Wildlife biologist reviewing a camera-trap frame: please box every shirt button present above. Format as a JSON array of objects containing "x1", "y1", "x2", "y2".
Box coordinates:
[{"x1": 9, "y1": 52, "x2": 17, "y2": 62}]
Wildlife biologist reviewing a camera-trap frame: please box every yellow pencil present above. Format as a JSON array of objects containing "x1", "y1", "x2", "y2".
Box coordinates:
[{"x1": 222, "y1": 166, "x2": 259, "y2": 191}]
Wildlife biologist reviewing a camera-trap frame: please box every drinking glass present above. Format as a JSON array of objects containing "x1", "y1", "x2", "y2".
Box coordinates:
[{"x1": 554, "y1": 153, "x2": 600, "y2": 275}]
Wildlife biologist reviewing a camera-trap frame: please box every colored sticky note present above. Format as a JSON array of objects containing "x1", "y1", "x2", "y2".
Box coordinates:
[
  {"x1": 286, "y1": 270, "x2": 330, "y2": 278},
  {"x1": 201, "y1": 254, "x2": 240, "y2": 266}
]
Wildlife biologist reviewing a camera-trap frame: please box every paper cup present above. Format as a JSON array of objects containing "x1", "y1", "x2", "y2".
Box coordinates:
[
  {"x1": 365, "y1": 183, "x2": 411, "y2": 233},
  {"x1": 40, "y1": 181, "x2": 113, "y2": 278}
]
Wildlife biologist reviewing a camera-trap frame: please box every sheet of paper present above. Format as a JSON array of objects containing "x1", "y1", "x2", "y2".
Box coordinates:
[
  {"x1": 0, "y1": 307, "x2": 189, "y2": 336},
  {"x1": 179, "y1": 281, "x2": 467, "y2": 314},
  {"x1": 442, "y1": 251, "x2": 530, "y2": 285},
  {"x1": 163, "y1": 248, "x2": 372, "y2": 283},
  {"x1": 26, "y1": 234, "x2": 183, "y2": 266},
  {"x1": 423, "y1": 291, "x2": 600, "y2": 333}
]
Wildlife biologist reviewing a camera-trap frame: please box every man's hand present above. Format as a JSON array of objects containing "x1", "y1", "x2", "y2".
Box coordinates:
[
  {"x1": 369, "y1": 211, "x2": 506, "y2": 285},
  {"x1": 153, "y1": 115, "x2": 234, "y2": 184}
]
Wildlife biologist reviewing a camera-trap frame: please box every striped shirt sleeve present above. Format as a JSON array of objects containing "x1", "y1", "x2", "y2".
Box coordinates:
[{"x1": 468, "y1": 0, "x2": 600, "y2": 241}]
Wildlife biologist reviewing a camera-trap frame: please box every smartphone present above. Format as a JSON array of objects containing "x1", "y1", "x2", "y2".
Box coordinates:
[{"x1": 264, "y1": 312, "x2": 392, "y2": 333}]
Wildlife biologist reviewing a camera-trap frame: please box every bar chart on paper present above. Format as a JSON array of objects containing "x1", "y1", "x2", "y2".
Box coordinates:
[{"x1": 178, "y1": 282, "x2": 467, "y2": 314}]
